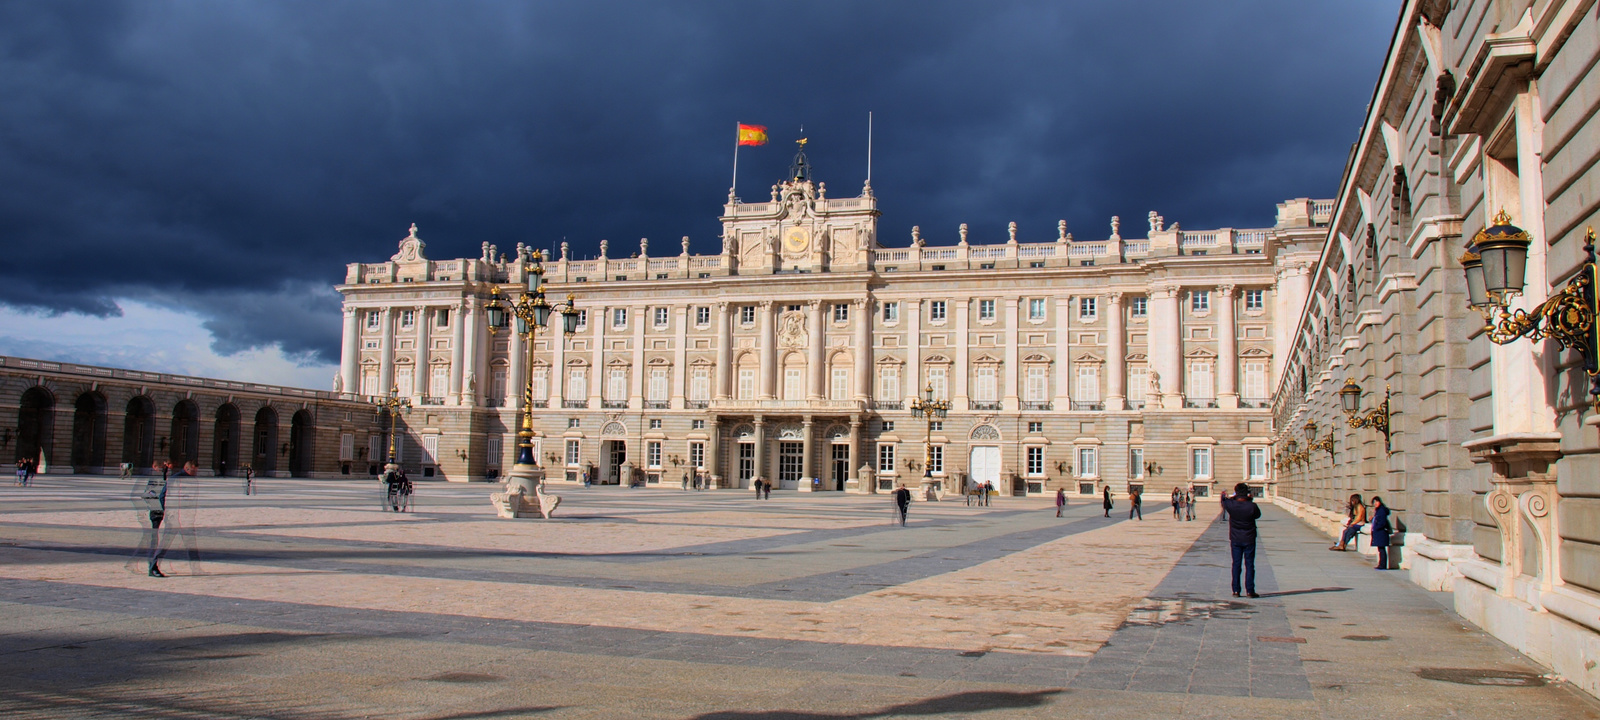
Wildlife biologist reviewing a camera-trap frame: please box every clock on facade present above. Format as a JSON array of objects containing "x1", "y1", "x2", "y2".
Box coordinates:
[{"x1": 783, "y1": 226, "x2": 811, "y2": 254}]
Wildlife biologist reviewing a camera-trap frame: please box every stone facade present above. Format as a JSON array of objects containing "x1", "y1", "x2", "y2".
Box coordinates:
[
  {"x1": 1270, "y1": 0, "x2": 1600, "y2": 698},
  {"x1": 339, "y1": 161, "x2": 1325, "y2": 497}
]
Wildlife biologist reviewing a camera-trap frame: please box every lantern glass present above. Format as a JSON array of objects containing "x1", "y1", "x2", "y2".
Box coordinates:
[
  {"x1": 486, "y1": 304, "x2": 506, "y2": 329},
  {"x1": 1340, "y1": 381, "x2": 1362, "y2": 413},
  {"x1": 1303, "y1": 422, "x2": 1317, "y2": 440},
  {"x1": 1477, "y1": 238, "x2": 1530, "y2": 296},
  {"x1": 562, "y1": 308, "x2": 581, "y2": 334},
  {"x1": 1460, "y1": 252, "x2": 1490, "y2": 308},
  {"x1": 534, "y1": 303, "x2": 552, "y2": 327},
  {"x1": 515, "y1": 314, "x2": 529, "y2": 335}
]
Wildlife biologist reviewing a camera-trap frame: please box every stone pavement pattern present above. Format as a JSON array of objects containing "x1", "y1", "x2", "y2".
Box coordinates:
[{"x1": 0, "y1": 476, "x2": 1595, "y2": 719}]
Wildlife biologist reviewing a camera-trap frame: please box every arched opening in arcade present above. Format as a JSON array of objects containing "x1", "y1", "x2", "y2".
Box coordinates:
[
  {"x1": 214, "y1": 403, "x2": 241, "y2": 477},
  {"x1": 122, "y1": 396, "x2": 155, "y2": 472},
  {"x1": 169, "y1": 400, "x2": 200, "y2": 468},
  {"x1": 253, "y1": 406, "x2": 279, "y2": 476},
  {"x1": 16, "y1": 386, "x2": 55, "y2": 470},
  {"x1": 289, "y1": 410, "x2": 314, "y2": 477},
  {"x1": 71, "y1": 391, "x2": 108, "y2": 473}
]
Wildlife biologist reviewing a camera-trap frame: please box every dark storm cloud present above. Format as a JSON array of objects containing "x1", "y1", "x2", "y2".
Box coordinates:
[{"x1": 0, "y1": 0, "x2": 1399, "y2": 363}]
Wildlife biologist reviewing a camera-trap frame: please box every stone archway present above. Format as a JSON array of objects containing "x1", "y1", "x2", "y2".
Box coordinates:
[
  {"x1": 289, "y1": 410, "x2": 314, "y2": 477},
  {"x1": 214, "y1": 404, "x2": 241, "y2": 476},
  {"x1": 71, "y1": 391, "x2": 108, "y2": 473},
  {"x1": 170, "y1": 400, "x2": 200, "y2": 467},
  {"x1": 253, "y1": 406, "x2": 279, "y2": 476},
  {"x1": 16, "y1": 386, "x2": 55, "y2": 469},
  {"x1": 123, "y1": 396, "x2": 155, "y2": 471}
]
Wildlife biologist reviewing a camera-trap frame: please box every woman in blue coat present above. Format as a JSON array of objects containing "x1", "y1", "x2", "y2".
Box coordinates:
[{"x1": 1369, "y1": 496, "x2": 1392, "y2": 570}]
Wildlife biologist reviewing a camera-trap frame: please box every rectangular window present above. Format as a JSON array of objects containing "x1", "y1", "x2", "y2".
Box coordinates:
[
  {"x1": 647, "y1": 441, "x2": 662, "y2": 468},
  {"x1": 565, "y1": 439, "x2": 581, "y2": 465},
  {"x1": 831, "y1": 367, "x2": 849, "y2": 400},
  {"x1": 612, "y1": 308, "x2": 628, "y2": 327},
  {"x1": 929, "y1": 300, "x2": 946, "y2": 321},
  {"x1": 1129, "y1": 365, "x2": 1147, "y2": 403},
  {"x1": 690, "y1": 367, "x2": 710, "y2": 402},
  {"x1": 833, "y1": 303, "x2": 849, "y2": 323},
  {"x1": 568, "y1": 417, "x2": 580, "y2": 428},
  {"x1": 738, "y1": 367, "x2": 756, "y2": 400},
  {"x1": 878, "y1": 444, "x2": 896, "y2": 473},
  {"x1": 1026, "y1": 366, "x2": 1048, "y2": 402},
  {"x1": 1079, "y1": 297, "x2": 1097, "y2": 320},
  {"x1": 1029, "y1": 298, "x2": 1046, "y2": 320},
  {"x1": 366, "y1": 311, "x2": 381, "y2": 329},
  {"x1": 394, "y1": 366, "x2": 414, "y2": 396},
  {"x1": 361, "y1": 369, "x2": 378, "y2": 396},
  {"x1": 978, "y1": 299, "x2": 996, "y2": 320},
  {"x1": 882, "y1": 302, "x2": 900, "y2": 323},
  {"x1": 1245, "y1": 289, "x2": 1264, "y2": 310},
  {"x1": 653, "y1": 307, "x2": 668, "y2": 326},
  {"x1": 690, "y1": 442, "x2": 705, "y2": 469},
  {"x1": 696, "y1": 306, "x2": 711, "y2": 325},
  {"x1": 1131, "y1": 297, "x2": 1148, "y2": 318},
  {"x1": 339, "y1": 433, "x2": 354, "y2": 462},
  {"x1": 400, "y1": 309, "x2": 415, "y2": 328},
  {"x1": 1028, "y1": 421, "x2": 1043, "y2": 434},
  {"x1": 1077, "y1": 447, "x2": 1097, "y2": 478},
  {"x1": 650, "y1": 417, "x2": 662, "y2": 428},
  {"x1": 879, "y1": 366, "x2": 899, "y2": 401},
  {"x1": 974, "y1": 365, "x2": 998, "y2": 402},
  {"x1": 567, "y1": 368, "x2": 587, "y2": 400},
  {"x1": 576, "y1": 309, "x2": 588, "y2": 328},
  {"x1": 490, "y1": 368, "x2": 507, "y2": 402},
  {"x1": 648, "y1": 368, "x2": 668, "y2": 402},
  {"x1": 929, "y1": 445, "x2": 944, "y2": 474},
  {"x1": 784, "y1": 367, "x2": 804, "y2": 400},
  {"x1": 1191, "y1": 447, "x2": 1212, "y2": 479},
  {"x1": 1248, "y1": 448, "x2": 1266, "y2": 479},
  {"x1": 927, "y1": 366, "x2": 948, "y2": 400},
  {"x1": 430, "y1": 365, "x2": 449, "y2": 397},
  {"x1": 1076, "y1": 364, "x2": 1100, "y2": 401},
  {"x1": 436, "y1": 308, "x2": 449, "y2": 328},
  {"x1": 606, "y1": 369, "x2": 628, "y2": 401},
  {"x1": 531, "y1": 367, "x2": 548, "y2": 402},
  {"x1": 1243, "y1": 362, "x2": 1267, "y2": 400},
  {"x1": 1192, "y1": 291, "x2": 1210, "y2": 312},
  {"x1": 369, "y1": 435, "x2": 383, "y2": 463},
  {"x1": 423, "y1": 435, "x2": 439, "y2": 463},
  {"x1": 882, "y1": 421, "x2": 895, "y2": 431},
  {"x1": 1188, "y1": 361, "x2": 1214, "y2": 399},
  {"x1": 930, "y1": 420, "x2": 943, "y2": 431},
  {"x1": 740, "y1": 306, "x2": 756, "y2": 324},
  {"x1": 1026, "y1": 446, "x2": 1044, "y2": 476},
  {"x1": 692, "y1": 419, "x2": 705, "y2": 429},
  {"x1": 1130, "y1": 448, "x2": 1145, "y2": 479},
  {"x1": 486, "y1": 436, "x2": 501, "y2": 467}
]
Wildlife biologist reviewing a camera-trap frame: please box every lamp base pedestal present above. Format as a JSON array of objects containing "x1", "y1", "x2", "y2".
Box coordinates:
[{"x1": 491, "y1": 462, "x2": 561, "y2": 519}]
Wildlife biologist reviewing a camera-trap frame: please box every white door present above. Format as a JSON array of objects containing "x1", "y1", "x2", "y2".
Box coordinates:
[{"x1": 970, "y1": 446, "x2": 1001, "y2": 491}]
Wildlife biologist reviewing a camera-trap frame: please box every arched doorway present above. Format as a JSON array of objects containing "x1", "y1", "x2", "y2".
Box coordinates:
[
  {"x1": 170, "y1": 400, "x2": 200, "y2": 467},
  {"x1": 123, "y1": 396, "x2": 155, "y2": 472},
  {"x1": 71, "y1": 392, "x2": 108, "y2": 473},
  {"x1": 214, "y1": 404, "x2": 240, "y2": 476},
  {"x1": 253, "y1": 406, "x2": 279, "y2": 476},
  {"x1": 16, "y1": 387, "x2": 55, "y2": 470},
  {"x1": 289, "y1": 410, "x2": 314, "y2": 477}
]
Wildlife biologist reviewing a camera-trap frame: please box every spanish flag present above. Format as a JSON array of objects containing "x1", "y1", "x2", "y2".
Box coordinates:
[{"x1": 737, "y1": 123, "x2": 768, "y2": 146}]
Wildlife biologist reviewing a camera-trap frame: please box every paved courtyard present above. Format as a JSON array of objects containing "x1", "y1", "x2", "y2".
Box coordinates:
[{"x1": 1, "y1": 476, "x2": 1595, "y2": 719}]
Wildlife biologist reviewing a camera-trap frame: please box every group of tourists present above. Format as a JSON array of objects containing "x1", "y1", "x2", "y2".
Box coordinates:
[
  {"x1": 752, "y1": 478, "x2": 772, "y2": 499},
  {"x1": 1331, "y1": 493, "x2": 1394, "y2": 570},
  {"x1": 14, "y1": 457, "x2": 39, "y2": 486}
]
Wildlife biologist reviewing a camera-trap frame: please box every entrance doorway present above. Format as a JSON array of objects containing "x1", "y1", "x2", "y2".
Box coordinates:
[
  {"x1": 969, "y1": 446, "x2": 1001, "y2": 494},
  {"x1": 778, "y1": 441, "x2": 803, "y2": 488},
  {"x1": 737, "y1": 442, "x2": 754, "y2": 486},
  {"x1": 603, "y1": 440, "x2": 626, "y2": 485},
  {"x1": 831, "y1": 444, "x2": 850, "y2": 491}
]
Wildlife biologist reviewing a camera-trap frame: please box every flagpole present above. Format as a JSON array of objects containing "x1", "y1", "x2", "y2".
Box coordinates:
[
  {"x1": 732, "y1": 122, "x2": 740, "y2": 196},
  {"x1": 867, "y1": 111, "x2": 873, "y2": 184}
]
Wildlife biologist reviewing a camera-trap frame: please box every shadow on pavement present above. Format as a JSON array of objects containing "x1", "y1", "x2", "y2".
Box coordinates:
[
  {"x1": 1255, "y1": 586, "x2": 1350, "y2": 598},
  {"x1": 691, "y1": 690, "x2": 1061, "y2": 719}
]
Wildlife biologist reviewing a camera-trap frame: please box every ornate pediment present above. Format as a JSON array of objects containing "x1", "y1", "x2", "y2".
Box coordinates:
[
  {"x1": 1185, "y1": 348, "x2": 1218, "y2": 358},
  {"x1": 646, "y1": 356, "x2": 672, "y2": 366},
  {"x1": 1125, "y1": 352, "x2": 1148, "y2": 362},
  {"x1": 1073, "y1": 352, "x2": 1104, "y2": 363},
  {"x1": 1239, "y1": 346, "x2": 1273, "y2": 357},
  {"x1": 391, "y1": 224, "x2": 427, "y2": 264},
  {"x1": 970, "y1": 424, "x2": 1002, "y2": 441},
  {"x1": 606, "y1": 356, "x2": 632, "y2": 367},
  {"x1": 1021, "y1": 353, "x2": 1052, "y2": 364},
  {"x1": 973, "y1": 353, "x2": 1003, "y2": 365}
]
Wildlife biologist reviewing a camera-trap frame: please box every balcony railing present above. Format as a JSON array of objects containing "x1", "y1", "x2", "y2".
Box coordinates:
[
  {"x1": 562, "y1": 400, "x2": 588, "y2": 409},
  {"x1": 1184, "y1": 397, "x2": 1219, "y2": 409},
  {"x1": 1240, "y1": 398, "x2": 1271, "y2": 409},
  {"x1": 1021, "y1": 401, "x2": 1053, "y2": 411},
  {"x1": 1070, "y1": 401, "x2": 1104, "y2": 411},
  {"x1": 602, "y1": 401, "x2": 629, "y2": 409},
  {"x1": 484, "y1": 398, "x2": 504, "y2": 407},
  {"x1": 420, "y1": 396, "x2": 445, "y2": 406},
  {"x1": 645, "y1": 401, "x2": 669, "y2": 409},
  {"x1": 687, "y1": 401, "x2": 709, "y2": 409},
  {"x1": 1129, "y1": 401, "x2": 1146, "y2": 410},
  {"x1": 872, "y1": 401, "x2": 904, "y2": 411},
  {"x1": 529, "y1": 400, "x2": 548, "y2": 409},
  {"x1": 969, "y1": 401, "x2": 1003, "y2": 411}
]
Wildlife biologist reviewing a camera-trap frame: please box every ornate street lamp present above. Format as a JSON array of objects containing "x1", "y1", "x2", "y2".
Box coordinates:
[
  {"x1": 372, "y1": 385, "x2": 411, "y2": 465},
  {"x1": 1341, "y1": 379, "x2": 1393, "y2": 455},
  {"x1": 485, "y1": 251, "x2": 581, "y2": 480},
  {"x1": 1302, "y1": 420, "x2": 1335, "y2": 459},
  {"x1": 909, "y1": 383, "x2": 950, "y2": 492}
]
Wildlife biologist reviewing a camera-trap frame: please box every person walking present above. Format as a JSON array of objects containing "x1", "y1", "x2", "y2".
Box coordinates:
[
  {"x1": 120, "y1": 462, "x2": 132, "y2": 480},
  {"x1": 243, "y1": 465, "x2": 255, "y2": 495},
  {"x1": 135, "y1": 468, "x2": 170, "y2": 577},
  {"x1": 1102, "y1": 486, "x2": 1113, "y2": 517},
  {"x1": 1171, "y1": 488, "x2": 1182, "y2": 519},
  {"x1": 1129, "y1": 487, "x2": 1143, "y2": 520},
  {"x1": 14, "y1": 459, "x2": 25, "y2": 487},
  {"x1": 762, "y1": 479, "x2": 772, "y2": 500},
  {"x1": 1221, "y1": 482, "x2": 1262, "y2": 598},
  {"x1": 893, "y1": 484, "x2": 912, "y2": 526},
  {"x1": 1330, "y1": 493, "x2": 1368, "y2": 551},
  {"x1": 1370, "y1": 496, "x2": 1393, "y2": 570},
  {"x1": 1184, "y1": 489, "x2": 1196, "y2": 521},
  {"x1": 1055, "y1": 488, "x2": 1067, "y2": 518}
]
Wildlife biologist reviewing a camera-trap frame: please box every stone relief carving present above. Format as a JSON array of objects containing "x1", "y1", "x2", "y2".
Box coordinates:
[
  {"x1": 601, "y1": 421, "x2": 627, "y2": 436},
  {"x1": 778, "y1": 311, "x2": 808, "y2": 348},
  {"x1": 970, "y1": 425, "x2": 1001, "y2": 441},
  {"x1": 392, "y1": 224, "x2": 427, "y2": 263}
]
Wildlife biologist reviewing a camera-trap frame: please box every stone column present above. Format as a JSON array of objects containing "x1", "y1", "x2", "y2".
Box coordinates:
[
  {"x1": 954, "y1": 298, "x2": 970, "y2": 409},
  {"x1": 759, "y1": 300, "x2": 777, "y2": 399},
  {"x1": 853, "y1": 297, "x2": 871, "y2": 400},
  {"x1": 449, "y1": 301, "x2": 466, "y2": 403},
  {"x1": 1106, "y1": 292, "x2": 1125, "y2": 410},
  {"x1": 1217, "y1": 285, "x2": 1238, "y2": 408},
  {"x1": 715, "y1": 302, "x2": 733, "y2": 400},
  {"x1": 1272, "y1": 263, "x2": 1310, "y2": 381},
  {"x1": 808, "y1": 301, "x2": 825, "y2": 400},
  {"x1": 801, "y1": 415, "x2": 815, "y2": 491},
  {"x1": 1004, "y1": 297, "x2": 1020, "y2": 410},
  {"x1": 753, "y1": 416, "x2": 766, "y2": 488},
  {"x1": 905, "y1": 299, "x2": 922, "y2": 405},
  {"x1": 378, "y1": 307, "x2": 395, "y2": 395},
  {"x1": 1055, "y1": 296, "x2": 1072, "y2": 410},
  {"x1": 672, "y1": 305, "x2": 688, "y2": 409},
  {"x1": 708, "y1": 417, "x2": 723, "y2": 487},
  {"x1": 551, "y1": 312, "x2": 566, "y2": 405},
  {"x1": 848, "y1": 416, "x2": 862, "y2": 491},
  {"x1": 1151, "y1": 283, "x2": 1183, "y2": 408},
  {"x1": 461, "y1": 300, "x2": 481, "y2": 405},
  {"x1": 507, "y1": 321, "x2": 524, "y2": 410},
  {"x1": 340, "y1": 308, "x2": 359, "y2": 396},
  {"x1": 589, "y1": 305, "x2": 606, "y2": 408},
  {"x1": 631, "y1": 304, "x2": 646, "y2": 409},
  {"x1": 473, "y1": 298, "x2": 489, "y2": 406},
  {"x1": 415, "y1": 305, "x2": 431, "y2": 402}
]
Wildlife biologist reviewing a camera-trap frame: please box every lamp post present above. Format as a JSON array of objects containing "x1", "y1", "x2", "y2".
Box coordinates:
[
  {"x1": 1340, "y1": 380, "x2": 1393, "y2": 455},
  {"x1": 1303, "y1": 420, "x2": 1335, "y2": 459},
  {"x1": 372, "y1": 386, "x2": 411, "y2": 468},
  {"x1": 909, "y1": 383, "x2": 949, "y2": 495},
  {"x1": 484, "y1": 250, "x2": 581, "y2": 489}
]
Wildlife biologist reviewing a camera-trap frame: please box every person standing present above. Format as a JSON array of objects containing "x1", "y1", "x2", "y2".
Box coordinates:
[
  {"x1": 1370, "y1": 496, "x2": 1393, "y2": 570},
  {"x1": 1055, "y1": 488, "x2": 1067, "y2": 518},
  {"x1": 1221, "y1": 482, "x2": 1262, "y2": 598},
  {"x1": 1184, "y1": 489, "x2": 1196, "y2": 521},
  {"x1": 243, "y1": 465, "x2": 255, "y2": 495},
  {"x1": 14, "y1": 459, "x2": 25, "y2": 487},
  {"x1": 135, "y1": 469, "x2": 170, "y2": 577},
  {"x1": 120, "y1": 462, "x2": 132, "y2": 479},
  {"x1": 893, "y1": 484, "x2": 912, "y2": 526},
  {"x1": 1129, "y1": 487, "x2": 1143, "y2": 520},
  {"x1": 1330, "y1": 494, "x2": 1367, "y2": 551},
  {"x1": 1171, "y1": 488, "x2": 1182, "y2": 519},
  {"x1": 1102, "y1": 486, "x2": 1113, "y2": 518},
  {"x1": 763, "y1": 479, "x2": 772, "y2": 500}
]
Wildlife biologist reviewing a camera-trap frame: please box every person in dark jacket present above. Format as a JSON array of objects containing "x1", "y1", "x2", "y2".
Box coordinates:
[
  {"x1": 1370, "y1": 496, "x2": 1393, "y2": 570},
  {"x1": 1220, "y1": 482, "x2": 1262, "y2": 598},
  {"x1": 1102, "y1": 486, "x2": 1114, "y2": 517},
  {"x1": 893, "y1": 484, "x2": 912, "y2": 526}
]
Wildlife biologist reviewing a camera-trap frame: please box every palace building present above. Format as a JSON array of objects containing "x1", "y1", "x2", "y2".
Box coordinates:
[{"x1": 336, "y1": 149, "x2": 1326, "y2": 496}]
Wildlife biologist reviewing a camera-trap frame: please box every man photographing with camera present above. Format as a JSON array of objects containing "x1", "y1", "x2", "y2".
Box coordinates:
[{"x1": 1220, "y1": 482, "x2": 1262, "y2": 599}]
